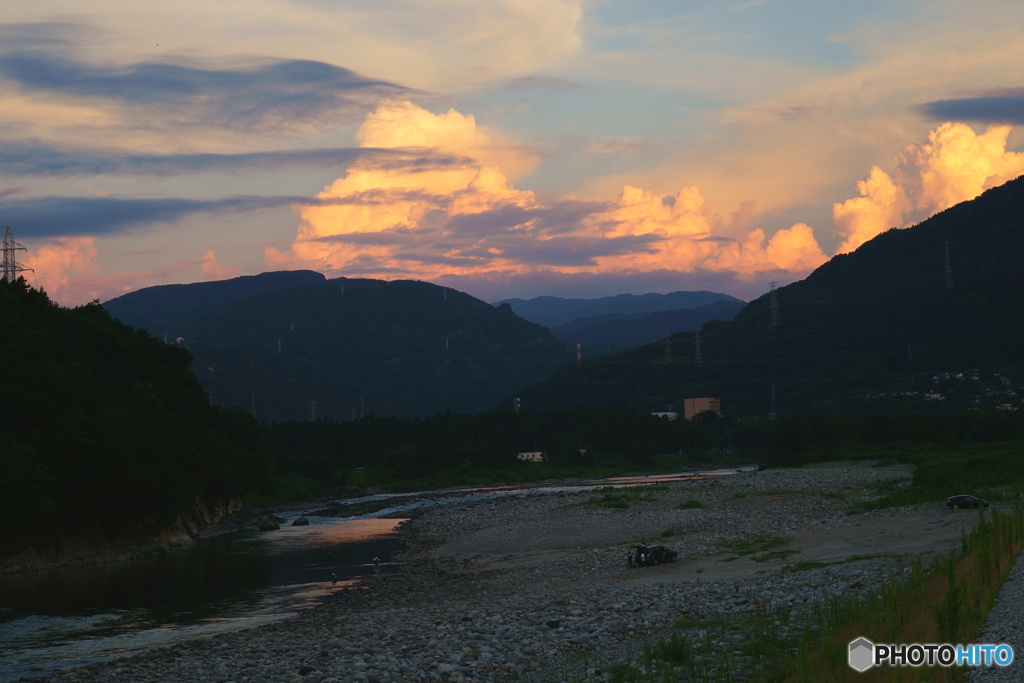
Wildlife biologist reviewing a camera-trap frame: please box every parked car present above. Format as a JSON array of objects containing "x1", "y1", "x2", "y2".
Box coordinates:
[
  {"x1": 946, "y1": 495, "x2": 989, "y2": 510},
  {"x1": 632, "y1": 544, "x2": 678, "y2": 567}
]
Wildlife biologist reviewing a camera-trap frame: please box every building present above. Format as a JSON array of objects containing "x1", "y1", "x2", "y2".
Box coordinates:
[
  {"x1": 684, "y1": 397, "x2": 721, "y2": 420},
  {"x1": 516, "y1": 451, "x2": 544, "y2": 462},
  {"x1": 650, "y1": 411, "x2": 678, "y2": 421}
]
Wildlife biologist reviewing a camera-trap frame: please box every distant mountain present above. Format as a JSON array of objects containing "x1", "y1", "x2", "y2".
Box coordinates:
[
  {"x1": 103, "y1": 270, "x2": 326, "y2": 338},
  {"x1": 550, "y1": 300, "x2": 746, "y2": 358},
  {"x1": 104, "y1": 276, "x2": 568, "y2": 420},
  {"x1": 498, "y1": 291, "x2": 746, "y2": 329},
  {"x1": 517, "y1": 175, "x2": 1024, "y2": 416}
]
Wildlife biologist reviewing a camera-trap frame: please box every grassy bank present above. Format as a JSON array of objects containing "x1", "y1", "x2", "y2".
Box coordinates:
[{"x1": 586, "y1": 501, "x2": 1024, "y2": 683}]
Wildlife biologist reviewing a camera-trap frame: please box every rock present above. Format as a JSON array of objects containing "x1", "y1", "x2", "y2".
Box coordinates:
[
  {"x1": 258, "y1": 519, "x2": 280, "y2": 531},
  {"x1": 298, "y1": 664, "x2": 316, "y2": 675},
  {"x1": 292, "y1": 516, "x2": 310, "y2": 526},
  {"x1": 546, "y1": 620, "x2": 561, "y2": 628}
]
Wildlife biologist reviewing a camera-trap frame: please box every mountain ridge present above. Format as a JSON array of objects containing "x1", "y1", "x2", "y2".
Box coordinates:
[{"x1": 516, "y1": 175, "x2": 1024, "y2": 416}]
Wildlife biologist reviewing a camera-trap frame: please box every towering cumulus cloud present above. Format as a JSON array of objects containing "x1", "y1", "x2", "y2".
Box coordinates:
[
  {"x1": 833, "y1": 123, "x2": 1024, "y2": 254},
  {"x1": 269, "y1": 100, "x2": 828, "y2": 284}
]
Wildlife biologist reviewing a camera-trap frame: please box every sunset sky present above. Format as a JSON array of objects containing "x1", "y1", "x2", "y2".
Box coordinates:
[{"x1": 3, "y1": 0, "x2": 1024, "y2": 305}]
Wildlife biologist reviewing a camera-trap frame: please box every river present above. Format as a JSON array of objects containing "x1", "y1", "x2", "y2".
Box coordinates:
[{"x1": 0, "y1": 466, "x2": 752, "y2": 682}]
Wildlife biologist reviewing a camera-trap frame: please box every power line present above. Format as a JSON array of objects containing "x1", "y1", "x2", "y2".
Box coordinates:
[
  {"x1": 1, "y1": 227, "x2": 33, "y2": 282},
  {"x1": 768, "y1": 282, "x2": 781, "y2": 328}
]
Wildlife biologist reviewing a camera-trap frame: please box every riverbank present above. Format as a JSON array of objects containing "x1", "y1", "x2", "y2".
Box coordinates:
[
  {"x1": 13, "y1": 462, "x2": 987, "y2": 683},
  {"x1": 0, "y1": 497, "x2": 245, "y2": 576}
]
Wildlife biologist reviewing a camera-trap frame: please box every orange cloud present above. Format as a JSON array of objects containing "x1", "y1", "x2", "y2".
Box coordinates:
[
  {"x1": 200, "y1": 250, "x2": 238, "y2": 280},
  {"x1": 833, "y1": 122, "x2": 1024, "y2": 254},
  {"x1": 270, "y1": 100, "x2": 828, "y2": 283},
  {"x1": 22, "y1": 238, "x2": 237, "y2": 306}
]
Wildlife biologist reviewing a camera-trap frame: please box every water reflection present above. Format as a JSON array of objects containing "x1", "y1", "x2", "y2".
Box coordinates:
[{"x1": 0, "y1": 518, "x2": 404, "y2": 682}]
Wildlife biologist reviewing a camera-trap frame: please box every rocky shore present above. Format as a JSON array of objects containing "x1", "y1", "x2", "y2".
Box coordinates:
[{"x1": 16, "y1": 463, "x2": 993, "y2": 683}]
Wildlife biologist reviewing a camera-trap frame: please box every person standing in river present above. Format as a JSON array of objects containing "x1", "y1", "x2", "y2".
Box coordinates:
[{"x1": 373, "y1": 557, "x2": 381, "y2": 573}]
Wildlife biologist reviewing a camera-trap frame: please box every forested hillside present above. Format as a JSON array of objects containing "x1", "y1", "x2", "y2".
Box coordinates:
[
  {"x1": 517, "y1": 175, "x2": 1024, "y2": 416},
  {"x1": 135, "y1": 277, "x2": 570, "y2": 420},
  {"x1": 0, "y1": 279, "x2": 263, "y2": 555}
]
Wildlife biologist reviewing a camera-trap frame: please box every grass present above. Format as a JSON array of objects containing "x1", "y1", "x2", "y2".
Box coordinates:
[
  {"x1": 584, "y1": 485, "x2": 669, "y2": 510},
  {"x1": 727, "y1": 488, "x2": 799, "y2": 501},
  {"x1": 677, "y1": 500, "x2": 705, "y2": 509},
  {"x1": 580, "y1": 502, "x2": 1024, "y2": 683},
  {"x1": 720, "y1": 534, "x2": 791, "y2": 557}
]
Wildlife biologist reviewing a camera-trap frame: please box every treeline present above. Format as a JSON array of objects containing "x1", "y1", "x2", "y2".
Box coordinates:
[
  {"x1": 0, "y1": 279, "x2": 265, "y2": 555},
  {"x1": 256, "y1": 407, "x2": 1024, "y2": 495}
]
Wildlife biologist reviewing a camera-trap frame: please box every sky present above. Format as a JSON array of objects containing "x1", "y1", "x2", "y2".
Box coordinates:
[{"x1": 2, "y1": 0, "x2": 1024, "y2": 305}]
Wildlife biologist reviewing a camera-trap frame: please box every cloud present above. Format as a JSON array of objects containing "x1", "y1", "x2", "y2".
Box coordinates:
[
  {"x1": 199, "y1": 250, "x2": 237, "y2": 280},
  {"x1": 0, "y1": 185, "x2": 29, "y2": 198},
  {"x1": 20, "y1": 236, "x2": 236, "y2": 305},
  {"x1": 0, "y1": 50, "x2": 409, "y2": 132},
  {"x1": 918, "y1": 89, "x2": 1024, "y2": 124},
  {"x1": 504, "y1": 75, "x2": 581, "y2": 90},
  {"x1": 1, "y1": 195, "x2": 309, "y2": 237},
  {"x1": 269, "y1": 100, "x2": 828, "y2": 284},
  {"x1": 0, "y1": 140, "x2": 468, "y2": 177},
  {"x1": 832, "y1": 122, "x2": 1024, "y2": 253}
]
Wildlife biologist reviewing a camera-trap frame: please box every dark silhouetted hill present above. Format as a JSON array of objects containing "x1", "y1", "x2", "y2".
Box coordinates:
[
  {"x1": 107, "y1": 277, "x2": 568, "y2": 420},
  {"x1": 0, "y1": 279, "x2": 262, "y2": 556},
  {"x1": 517, "y1": 175, "x2": 1024, "y2": 416},
  {"x1": 103, "y1": 270, "x2": 326, "y2": 338},
  {"x1": 550, "y1": 300, "x2": 745, "y2": 358},
  {"x1": 498, "y1": 290, "x2": 745, "y2": 329}
]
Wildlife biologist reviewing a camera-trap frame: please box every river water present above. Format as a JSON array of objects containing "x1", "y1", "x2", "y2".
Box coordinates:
[{"x1": 0, "y1": 466, "x2": 752, "y2": 682}]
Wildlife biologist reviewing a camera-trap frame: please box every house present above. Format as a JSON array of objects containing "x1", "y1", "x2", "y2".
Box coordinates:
[
  {"x1": 516, "y1": 451, "x2": 544, "y2": 462},
  {"x1": 684, "y1": 397, "x2": 721, "y2": 420}
]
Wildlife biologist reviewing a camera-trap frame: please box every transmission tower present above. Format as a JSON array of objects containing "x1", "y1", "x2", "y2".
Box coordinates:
[
  {"x1": 694, "y1": 330, "x2": 703, "y2": 366},
  {"x1": 768, "y1": 282, "x2": 781, "y2": 328},
  {"x1": 576, "y1": 340, "x2": 582, "y2": 363},
  {"x1": 769, "y1": 383, "x2": 778, "y2": 419},
  {"x1": 944, "y1": 241, "x2": 953, "y2": 290},
  {"x1": 1, "y1": 227, "x2": 33, "y2": 282},
  {"x1": 663, "y1": 325, "x2": 671, "y2": 360}
]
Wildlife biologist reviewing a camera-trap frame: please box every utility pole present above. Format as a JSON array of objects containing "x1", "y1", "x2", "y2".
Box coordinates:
[
  {"x1": 360, "y1": 394, "x2": 365, "y2": 419},
  {"x1": 768, "y1": 282, "x2": 781, "y2": 328},
  {"x1": 769, "y1": 383, "x2": 777, "y2": 419},
  {"x1": 277, "y1": 338, "x2": 281, "y2": 352},
  {"x1": 340, "y1": 283, "x2": 344, "y2": 294},
  {"x1": 944, "y1": 241, "x2": 954, "y2": 290},
  {"x1": 576, "y1": 340, "x2": 582, "y2": 363},
  {"x1": 445, "y1": 335, "x2": 449, "y2": 350},
  {"x1": 663, "y1": 325, "x2": 671, "y2": 360},
  {"x1": 694, "y1": 330, "x2": 703, "y2": 366},
  {"x1": 208, "y1": 390, "x2": 213, "y2": 407},
  {"x1": 443, "y1": 288, "x2": 447, "y2": 301},
  {"x1": 164, "y1": 333, "x2": 168, "y2": 344},
  {"x1": 908, "y1": 343, "x2": 913, "y2": 363},
  {"x1": 310, "y1": 401, "x2": 317, "y2": 421},
  {"x1": 251, "y1": 392, "x2": 256, "y2": 419},
  {"x1": 1, "y1": 226, "x2": 33, "y2": 282}
]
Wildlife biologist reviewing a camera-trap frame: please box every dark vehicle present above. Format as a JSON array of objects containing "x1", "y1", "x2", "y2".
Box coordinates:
[
  {"x1": 946, "y1": 495, "x2": 989, "y2": 510},
  {"x1": 632, "y1": 544, "x2": 678, "y2": 567}
]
